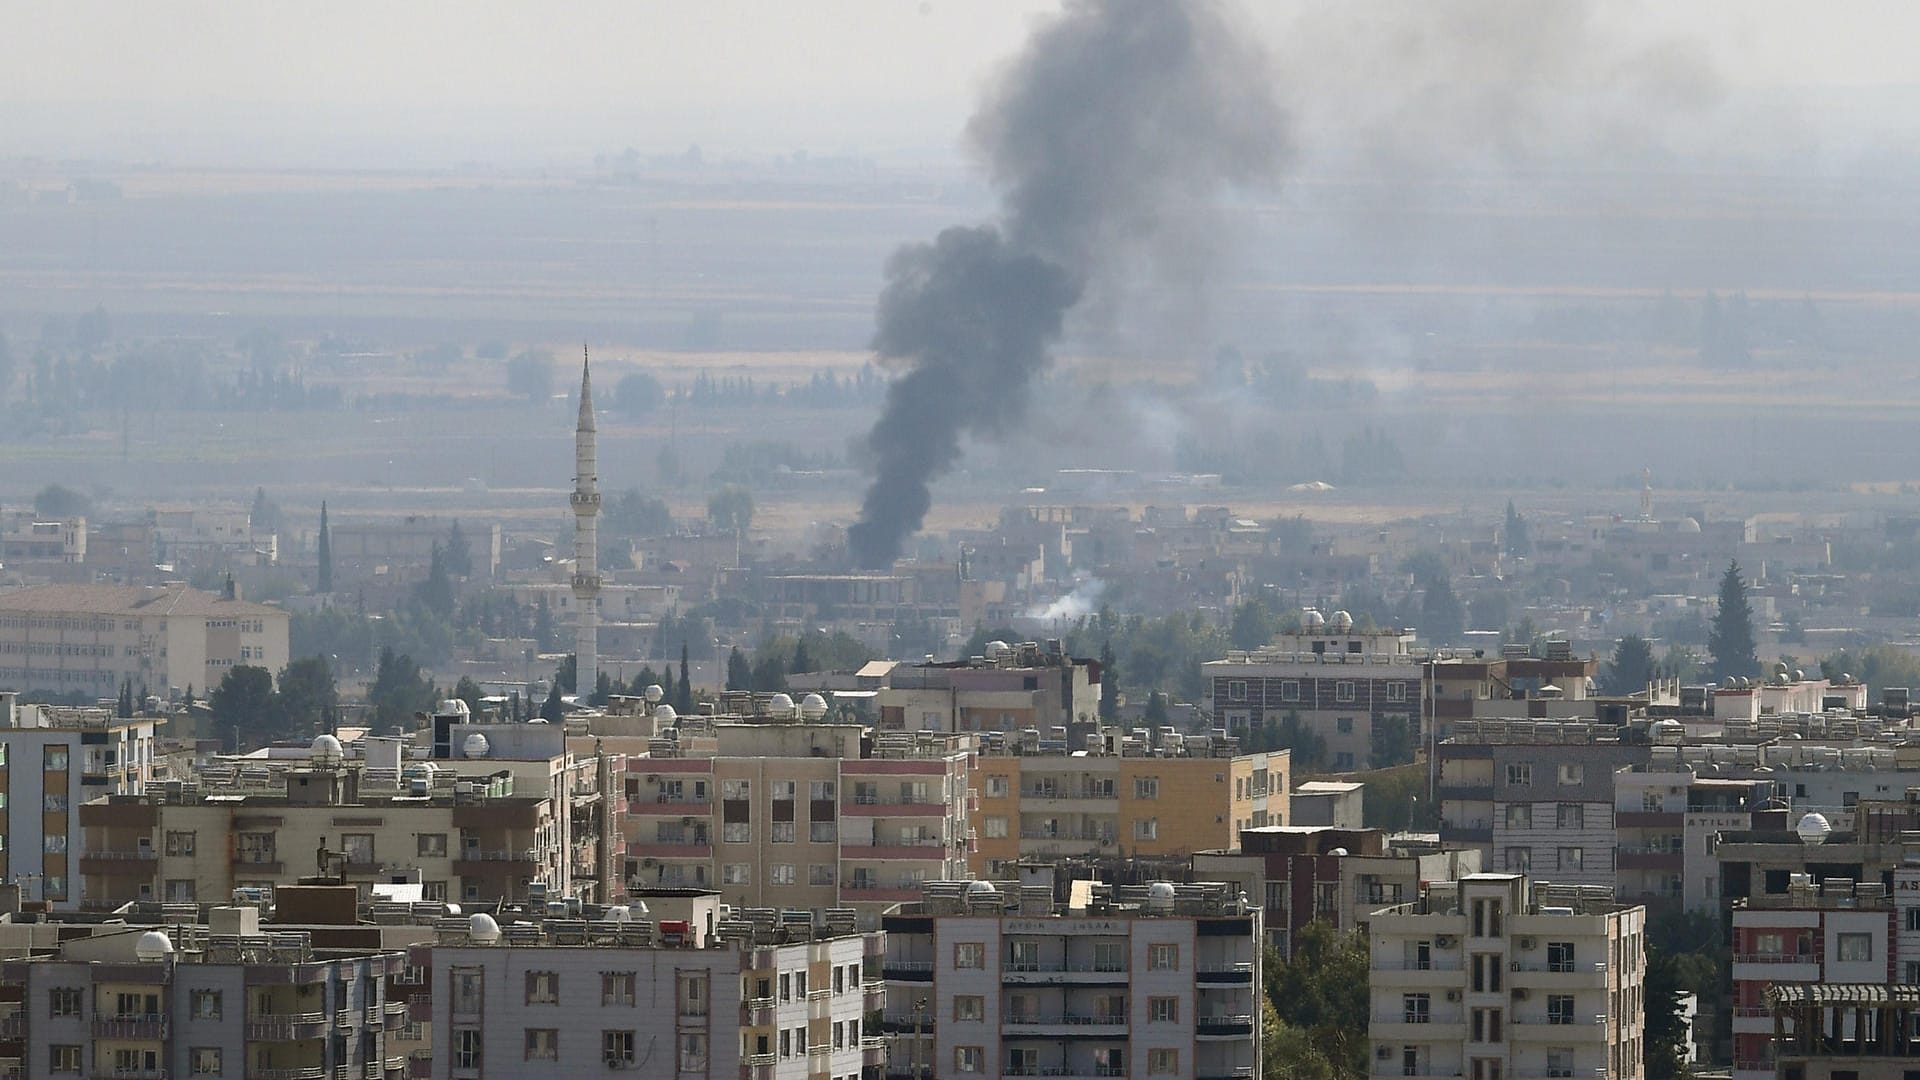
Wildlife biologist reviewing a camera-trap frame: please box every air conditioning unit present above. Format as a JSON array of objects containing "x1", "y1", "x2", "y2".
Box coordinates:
[
  {"x1": 1519, "y1": 937, "x2": 1537, "y2": 950},
  {"x1": 642, "y1": 859, "x2": 658, "y2": 868},
  {"x1": 646, "y1": 774, "x2": 660, "y2": 783},
  {"x1": 1445, "y1": 990, "x2": 1461, "y2": 1002},
  {"x1": 1436, "y1": 936, "x2": 1456, "y2": 948}
]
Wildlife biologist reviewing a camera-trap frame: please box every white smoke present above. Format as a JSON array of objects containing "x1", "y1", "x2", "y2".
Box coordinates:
[{"x1": 1028, "y1": 575, "x2": 1108, "y2": 623}]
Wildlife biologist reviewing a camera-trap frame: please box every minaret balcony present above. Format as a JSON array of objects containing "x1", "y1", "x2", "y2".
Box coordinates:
[
  {"x1": 571, "y1": 573, "x2": 603, "y2": 593},
  {"x1": 570, "y1": 490, "x2": 601, "y2": 509}
]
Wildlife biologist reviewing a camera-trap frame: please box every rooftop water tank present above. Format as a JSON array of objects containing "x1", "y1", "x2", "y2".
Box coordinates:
[
  {"x1": 462, "y1": 733, "x2": 490, "y2": 758},
  {"x1": 1796, "y1": 812, "x2": 1832, "y2": 846},
  {"x1": 799, "y1": 694, "x2": 828, "y2": 721},
  {"x1": 311, "y1": 734, "x2": 344, "y2": 766},
  {"x1": 135, "y1": 931, "x2": 175, "y2": 962},
  {"x1": 468, "y1": 913, "x2": 502, "y2": 944}
]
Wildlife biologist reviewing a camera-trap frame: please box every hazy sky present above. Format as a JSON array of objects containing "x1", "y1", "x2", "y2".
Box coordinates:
[{"x1": 4, "y1": 1, "x2": 1918, "y2": 168}]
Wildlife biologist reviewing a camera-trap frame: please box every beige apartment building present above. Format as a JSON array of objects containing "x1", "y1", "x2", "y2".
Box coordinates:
[
  {"x1": 0, "y1": 582, "x2": 289, "y2": 698},
  {"x1": 969, "y1": 731, "x2": 1288, "y2": 876}
]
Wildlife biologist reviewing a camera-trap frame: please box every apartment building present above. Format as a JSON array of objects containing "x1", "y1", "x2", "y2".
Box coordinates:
[
  {"x1": 0, "y1": 515, "x2": 85, "y2": 566},
  {"x1": 79, "y1": 756, "x2": 561, "y2": 910},
  {"x1": 1193, "y1": 827, "x2": 1481, "y2": 955},
  {"x1": 417, "y1": 899, "x2": 883, "y2": 1080},
  {"x1": 1438, "y1": 721, "x2": 1652, "y2": 889},
  {"x1": 0, "y1": 904, "x2": 406, "y2": 1080},
  {"x1": 1368, "y1": 874, "x2": 1647, "y2": 1080},
  {"x1": 621, "y1": 716, "x2": 972, "y2": 922},
  {"x1": 1764, "y1": 983, "x2": 1920, "y2": 1080},
  {"x1": 880, "y1": 878, "x2": 1263, "y2": 1080},
  {"x1": 1717, "y1": 797, "x2": 1920, "y2": 908},
  {"x1": 328, "y1": 514, "x2": 502, "y2": 580},
  {"x1": 0, "y1": 697, "x2": 161, "y2": 909},
  {"x1": 968, "y1": 728, "x2": 1286, "y2": 877},
  {"x1": 1613, "y1": 764, "x2": 1774, "y2": 914},
  {"x1": 878, "y1": 641, "x2": 1099, "y2": 736},
  {"x1": 0, "y1": 582, "x2": 289, "y2": 698}
]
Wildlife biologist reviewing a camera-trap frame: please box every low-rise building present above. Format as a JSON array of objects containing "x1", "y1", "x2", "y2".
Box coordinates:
[
  {"x1": 0, "y1": 582, "x2": 289, "y2": 699},
  {"x1": 880, "y1": 877, "x2": 1263, "y2": 1080},
  {"x1": 878, "y1": 641, "x2": 1100, "y2": 737},
  {"x1": 1367, "y1": 874, "x2": 1647, "y2": 1080}
]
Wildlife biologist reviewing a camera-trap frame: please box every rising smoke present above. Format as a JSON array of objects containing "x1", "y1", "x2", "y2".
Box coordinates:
[{"x1": 846, "y1": 0, "x2": 1286, "y2": 569}]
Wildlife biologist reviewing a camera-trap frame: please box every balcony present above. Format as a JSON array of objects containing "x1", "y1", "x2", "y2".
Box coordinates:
[
  {"x1": 880, "y1": 1013, "x2": 937, "y2": 1033},
  {"x1": 247, "y1": 1069, "x2": 327, "y2": 1080},
  {"x1": 1196, "y1": 963, "x2": 1255, "y2": 984},
  {"x1": 78, "y1": 850, "x2": 159, "y2": 873},
  {"x1": 1510, "y1": 1013, "x2": 1609, "y2": 1039},
  {"x1": 92, "y1": 1014, "x2": 169, "y2": 1039},
  {"x1": 628, "y1": 798, "x2": 713, "y2": 817},
  {"x1": 624, "y1": 842, "x2": 713, "y2": 860},
  {"x1": 839, "y1": 886, "x2": 922, "y2": 903},
  {"x1": 1002, "y1": 1013, "x2": 1129, "y2": 1037},
  {"x1": 840, "y1": 840, "x2": 953, "y2": 861},
  {"x1": 232, "y1": 855, "x2": 285, "y2": 874},
  {"x1": 90, "y1": 1069, "x2": 168, "y2": 1080},
  {"x1": 1196, "y1": 1014, "x2": 1256, "y2": 1038},
  {"x1": 996, "y1": 1068, "x2": 1125, "y2": 1079},
  {"x1": 843, "y1": 796, "x2": 945, "y2": 817},
  {"x1": 452, "y1": 850, "x2": 539, "y2": 874},
  {"x1": 1510, "y1": 961, "x2": 1611, "y2": 988},
  {"x1": 881, "y1": 960, "x2": 934, "y2": 981},
  {"x1": 1615, "y1": 850, "x2": 1683, "y2": 871},
  {"x1": 1369, "y1": 1012, "x2": 1467, "y2": 1042},
  {"x1": 0, "y1": 1014, "x2": 22, "y2": 1038},
  {"x1": 1001, "y1": 961, "x2": 1130, "y2": 985}
]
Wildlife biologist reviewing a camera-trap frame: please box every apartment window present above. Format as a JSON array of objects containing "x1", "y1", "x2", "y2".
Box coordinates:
[
  {"x1": 1333, "y1": 752, "x2": 1355, "y2": 771},
  {"x1": 1471, "y1": 899, "x2": 1504, "y2": 938},
  {"x1": 985, "y1": 776, "x2": 1009, "y2": 798},
  {"x1": 1547, "y1": 942, "x2": 1575, "y2": 973},
  {"x1": 678, "y1": 1032, "x2": 708, "y2": 1071},
  {"x1": 779, "y1": 1028, "x2": 791, "y2": 1058},
  {"x1": 1228, "y1": 681, "x2": 1247, "y2": 702},
  {"x1": 1506, "y1": 763, "x2": 1532, "y2": 786},
  {"x1": 1471, "y1": 954, "x2": 1502, "y2": 994},
  {"x1": 190, "y1": 989, "x2": 221, "y2": 1019},
  {"x1": 955, "y1": 942, "x2": 986, "y2": 969},
  {"x1": 165, "y1": 831, "x2": 196, "y2": 856},
  {"x1": 1470, "y1": 1007, "x2": 1503, "y2": 1042},
  {"x1": 1404, "y1": 993, "x2": 1431, "y2": 1023},
  {"x1": 723, "y1": 821, "x2": 751, "y2": 843},
  {"x1": 955, "y1": 995, "x2": 984, "y2": 1022},
  {"x1": 342, "y1": 833, "x2": 374, "y2": 865},
  {"x1": 1281, "y1": 679, "x2": 1300, "y2": 702},
  {"x1": 602, "y1": 1030, "x2": 636, "y2": 1066},
  {"x1": 1149, "y1": 943, "x2": 1180, "y2": 971},
  {"x1": 1556, "y1": 804, "x2": 1584, "y2": 829},
  {"x1": 236, "y1": 832, "x2": 276, "y2": 864},
  {"x1": 954, "y1": 1046, "x2": 984, "y2": 1073},
  {"x1": 809, "y1": 820, "x2": 836, "y2": 842},
  {"x1": 524, "y1": 1028, "x2": 558, "y2": 1061},
  {"x1": 453, "y1": 1029, "x2": 483, "y2": 1069},
  {"x1": 42, "y1": 833, "x2": 66, "y2": 853},
  {"x1": 810, "y1": 864, "x2": 835, "y2": 886},
  {"x1": 1642, "y1": 792, "x2": 1665, "y2": 813},
  {"x1": 44, "y1": 746, "x2": 68, "y2": 771},
  {"x1": 1336, "y1": 681, "x2": 1356, "y2": 703},
  {"x1": 601, "y1": 972, "x2": 636, "y2": 1006},
  {"x1": 50, "y1": 1046, "x2": 81, "y2": 1073},
  {"x1": 50, "y1": 987, "x2": 82, "y2": 1016},
  {"x1": 983, "y1": 816, "x2": 1008, "y2": 839},
  {"x1": 808, "y1": 780, "x2": 835, "y2": 801},
  {"x1": 1558, "y1": 763, "x2": 1584, "y2": 785},
  {"x1": 1904, "y1": 961, "x2": 1920, "y2": 984},
  {"x1": 722, "y1": 863, "x2": 750, "y2": 885},
  {"x1": 1149, "y1": 997, "x2": 1179, "y2": 1022},
  {"x1": 1547, "y1": 1048, "x2": 1574, "y2": 1078},
  {"x1": 1548, "y1": 994, "x2": 1575, "y2": 1025},
  {"x1": 722, "y1": 779, "x2": 751, "y2": 800},
  {"x1": 770, "y1": 821, "x2": 795, "y2": 843},
  {"x1": 525, "y1": 970, "x2": 558, "y2": 1004},
  {"x1": 1558, "y1": 847, "x2": 1584, "y2": 871},
  {"x1": 1134, "y1": 818, "x2": 1158, "y2": 841},
  {"x1": 771, "y1": 780, "x2": 796, "y2": 801},
  {"x1": 43, "y1": 793, "x2": 67, "y2": 812},
  {"x1": 1134, "y1": 777, "x2": 1159, "y2": 800},
  {"x1": 1906, "y1": 908, "x2": 1920, "y2": 933},
  {"x1": 1838, "y1": 933, "x2": 1874, "y2": 962},
  {"x1": 190, "y1": 1047, "x2": 221, "y2": 1075},
  {"x1": 1148, "y1": 1048, "x2": 1179, "y2": 1074},
  {"x1": 1505, "y1": 847, "x2": 1531, "y2": 871},
  {"x1": 1504, "y1": 805, "x2": 1531, "y2": 829},
  {"x1": 771, "y1": 864, "x2": 795, "y2": 885},
  {"x1": 418, "y1": 833, "x2": 448, "y2": 857}
]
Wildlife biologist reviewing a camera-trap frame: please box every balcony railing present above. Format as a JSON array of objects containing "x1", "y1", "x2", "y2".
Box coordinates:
[
  {"x1": 84, "y1": 849, "x2": 159, "y2": 860},
  {"x1": 1733, "y1": 952, "x2": 1811, "y2": 964},
  {"x1": 247, "y1": 1069, "x2": 327, "y2": 1080},
  {"x1": 92, "y1": 1014, "x2": 169, "y2": 1039},
  {"x1": 1005, "y1": 961, "x2": 1129, "y2": 975},
  {"x1": 1004, "y1": 1014, "x2": 1127, "y2": 1027}
]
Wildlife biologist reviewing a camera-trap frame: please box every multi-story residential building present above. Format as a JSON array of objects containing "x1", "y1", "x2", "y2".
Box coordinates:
[
  {"x1": 0, "y1": 515, "x2": 85, "y2": 567},
  {"x1": 1613, "y1": 764, "x2": 1775, "y2": 914},
  {"x1": 1193, "y1": 826, "x2": 1481, "y2": 955},
  {"x1": 0, "y1": 582, "x2": 289, "y2": 698},
  {"x1": 880, "y1": 877, "x2": 1263, "y2": 1080},
  {"x1": 1437, "y1": 721, "x2": 1651, "y2": 888},
  {"x1": 1368, "y1": 874, "x2": 1647, "y2": 1080},
  {"x1": 1763, "y1": 982, "x2": 1920, "y2": 1080},
  {"x1": 968, "y1": 729, "x2": 1286, "y2": 876},
  {"x1": 620, "y1": 715, "x2": 972, "y2": 923},
  {"x1": 0, "y1": 901, "x2": 407, "y2": 1080},
  {"x1": 79, "y1": 750, "x2": 562, "y2": 909},
  {"x1": 878, "y1": 642, "x2": 1099, "y2": 736},
  {"x1": 1717, "y1": 797, "x2": 1920, "y2": 909},
  {"x1": 416, "y1": 897, "x2": 884, "y2": 1080},
  {"x1": 0, "y1": 696, "x2": 161, "y2": 909}
]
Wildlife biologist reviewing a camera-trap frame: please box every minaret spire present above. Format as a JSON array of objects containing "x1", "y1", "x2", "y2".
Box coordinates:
[{"x1": 571, "y1": 345, "x2": 602, "y2": 703}]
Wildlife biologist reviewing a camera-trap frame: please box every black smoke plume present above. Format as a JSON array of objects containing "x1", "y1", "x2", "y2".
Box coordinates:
[{"x1": 847, "y1": 0, "x2": 1285, "y2": 569}]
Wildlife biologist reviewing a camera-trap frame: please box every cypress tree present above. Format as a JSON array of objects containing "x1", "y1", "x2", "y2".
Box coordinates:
[
  {"x1": 677, "y1": 643, "x2": 693, "y2": 711},
  {"x1": 316, "y1": 501, "x2": 333, "y2": 593},
  {"x1": 1709, "y1": 560, "x2": 1759, "y2": 683}
]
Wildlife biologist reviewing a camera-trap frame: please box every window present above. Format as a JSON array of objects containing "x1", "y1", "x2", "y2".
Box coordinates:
[
  {"x1": 1558, "y1": 763, "x2": 1584, "y2": 785},
  {"x1": 51, "y1": 1046, "x2": 81, "y2": 1073},
  {"x1": 1504, "y1": 805, "x2": 1532, "y2": 829},
  {"x1": 1148, "y1": 1048, "x2": 1179, "y2": 1074},
  {"x1": 1281, "y1": 679, "x2": 1300, "y2": 702},
  {"x1": 1506, "y1": 763, "x2": 1531, "y2": 786},
  {"x1": 1134, "y1": 777, "x2": 1159, "y2": 800},
  {"x1": 723, "y1": 821, "x2": 751, "y2": 843},
  {"x1": 1336, "y1": 716, "x2": 1354, "y2": 734},
  {"x1": 1548, "y1": 994, "x2": 1575, "y2": 1025},
  {"x1": 809, "y1": 780, "x2": 835, "y2": 801},
  {"x1": 678, "y1": 1032, "x2": 707, "y2": 1071},
  {"x1": 1558, "y1": 847, "x2": 1584, "y2": 871},
  {"x1": 44, "y1": 746, "x2": 68, "y2": 770},
  {"x1": 722, "y1": 779, "x2": 751, "y2": 800},
  {"x1": 809, "y1": 821, "x2": 836, "y2": 842},
  {"x1": 1556, "y1": 804, "x2": 1583, "y2": 829},
  {"x1": 1228, "y1": 680, "x2": 1247, "y2": 701},
  {"x1": 190, "y1": 990, "x2": 221, "y2": 1019},
  {"x1": 1505, "y1": 846, "x2": 1532, "y2": 871},
  {"x1": 1548, "y1": 942, "x2": 1575, "y2": 973},
  {"x1": 1470, "y1": 1007, "x2": 1503, "y2": 1042},
  {"x1": 1546, "y1": 1048, "x2": 1574, "y2": 1078},
  {"x1": 779, "y1": 973, "x2": 792, "y2": 1002},
  {"x1": 191, "y1": 1047, "x2": 222, "y2": 1075},
  {"x1": 1149, "y1": 943, "x2": 1179, "y2": 971},
  {"x1": 1149, "y1": 997, "x2": 1179, "y2": 1022},
  {"x1": 955, "y1": 942, "x2": 986, "y2": 968},
  {"x1": 983, "y1": 816, "x2": 1008, "y2": 838},
  {"x1": 450, "y1": 971, "x2": 483, "y2": 1015},
  {"x1": 526, "y1": 970, "x2": 558, "y2": 1004},
  {"x1": 779, "y1": 1028, "x2": 791, "y2": 1058},
  {"x1": 1387, "y1": 680, "x2": 1408, "y2": 702},
  {"x1": 602, "y1": 972, "x2": 636, "y2": 1006},
  {"x1": 1134, "y1": 818, "x2": 1158, "y2": 841},
  {"x1": 771, "y1": 864, "x2": 795, "y2": 885},
  {"x1": 723, "y1": 863, "x2": 750, "y2": 885},
  {"x1": 770, "y1": 821, "x2": 795, "y2": 843},
  {"x1": 602, "y1": 1030, "x2": 636, "y2": 1066},
  {"x1": 165, "y1": 831, "x2": 196, "y2": 856},
  {"x1": 235, "y1": 832, "x2": 276, "y2": 864},
  {"x1": 985, "y1": 776, "x2": 1009, "y2": 798},
  {"x1": 770, "y1": 780, "x2": 795, "y2": 801},
  {"x1": 418, "y1": 833, "x2": 447, "y2": 857},
  {"x1": 50, "y1": 987, "x2": 82, "y2": 1016},
  {"x1": 1333, "y1": 752, "x2": 1355, "y2": 771},
  {"x1": 43, "y1": 793, "x2": 66, "y2": 812},
  {"x1": 1404, "y1": 993, "x2": 1431, "y2": 1023},
  {"x1": 525, "y1": 1028, "x2": 558, "y2": 1061},
  {"x1": 955, "y1": 995, "x2": 983, "y2": 1021},
  {"x1": 1838, "y1": 933, "x2": 1874, "y2": 962},
  {"x1": 1336, "y1": 681, "x2": 1355, "y2": 703},
  {"x1": 1906, "y1": 908, "x2": 1920, "y2": 933},
  {"x1": 955, "y1": 1046, "x2": 984, "y2": 1073},
  {"x1": 341, "y1": 833, "x2": 374, "y2": 865},
  {"x1": 1904, "y1": 961, "x2": 1920, "y2": 984},
  {"x1": 42, "y1": 833, "x2": 66, "y2": 853},
  {"x1": 809, "y1": 864, "x2": 835, "y2": 886},
  {"x1": 453, "y1": 1029, "x2": 483, "y2": 1070}
]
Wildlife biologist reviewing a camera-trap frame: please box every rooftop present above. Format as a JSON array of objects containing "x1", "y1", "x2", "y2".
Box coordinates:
[
  {"x1": 0, "y1": 582, "x2": 282, "y2": 618},
  {"x1": 887, "y1": 879, "x2": 1252, "y2": 920}
]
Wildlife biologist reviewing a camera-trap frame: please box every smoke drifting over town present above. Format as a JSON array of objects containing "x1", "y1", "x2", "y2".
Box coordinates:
[{"x1": 846, "y1": 0, "x2": 1286, "y2": 568}]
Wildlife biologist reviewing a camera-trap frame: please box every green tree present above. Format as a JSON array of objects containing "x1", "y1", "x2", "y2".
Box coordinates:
[
  {"x1": 414, "y1": 543, "x2": 455, "y2": 619},
  {"x1": 316, "y1": 501, "x2": 333, "y2": 593},
  {"x1": 210, "y1": 665, "x2": 277, "y2": 750},
  {"x1": 453, "y1": 675, "x2": 485, "y2": 719},
  {"x1": 751, "y1": 653, "x2": 789, "y2": 693},
  {"x1": 592, "y1": 671, "x2": 612, "y2": 707},
  {"x1": 677, "y1": 643, "x2": 693, "y2": 712},
  {"x1": 555, "y1": 653, "x2": 578, "y2": 694},
  {"x1": 1644, "y1": 947, "x2": 1694, "y2": 1080},
  {"x1": 1144, "y1": 691, "x2": 1168, "y2": 724},
  {"x1": 707, "y1": 484, "x2": 755, "y2": 535},
  {"x1": 445, "y1": 520, "x2": 474, "y2": 578},
  {"x1": 659, "y1": 665, "x2": 678, "y2": 710},
  {"x1": 1257, "y1": 709, "x2": 1326, "y2": 772},
  {"x1": 1420, "y1": 576, "x2": 1465, "y2": 645},
  {"x1": 540, "y1": 682, "x2": 565, "y2": 721},
  {"x1": 726, "y1": 647, "x2": 752, "y2": 691},
  {"x1": 277, "y1": 656, "x2": 339, "y2": 735},
  {"x1": 1604, "y1": 634, "x2": 1658, "y2": 695},
  {"x1": 1265, "y1": 922, "x2": 1369, "y2": 1077},
  {"x1": 1264, "y1": 1007, "x2": 1340, "y2": 1080},
  {"x1": 1369, "y1": 714, "x2": 1415, "y2": 769},
  {"x1": 250, "y1": 487, "x2": 284, "y2": 534},
  {"x1": 1098, "y1": 640, "x2": 1119, "y2": 722},
  {"x1": 1708, "y1": 560, "x2": 1759, "y2": 682},
  {"x1": 117, "y1": 679, "x2": 134, "y2": 719},
  {"x1": 789, "y1": 637, "x2": 815, "y2": 675},
  {"x1": 33, "y1": 483, "x2": 91, "y2": 519},
  {"x1": 1229, "y1": 594, "x2": 1284, "y2": 650},
  {"x1": 1504, "y1": 499, "x2": 1531, "y2": 557},
  {"x1": 369, "y1": 647, "x2": 436, "y2": 730}
]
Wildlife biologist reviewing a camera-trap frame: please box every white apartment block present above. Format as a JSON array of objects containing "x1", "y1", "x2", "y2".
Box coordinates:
[
  {"x1": 419, "y1": 900, "x2": 883, "y2": 1080},
  {"x1": 1368, "y1": 874, "x2": 1647, "y2": 1080},
  {"x1": 0, "y1": 582, "x2": 289, "y2": 698},
  {"x1": 880, "y1": 878, "x2": 1263, "y2": 1080},
  {"x1": 0, "y1": 697, "x2": 161, "y2": 909}
]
